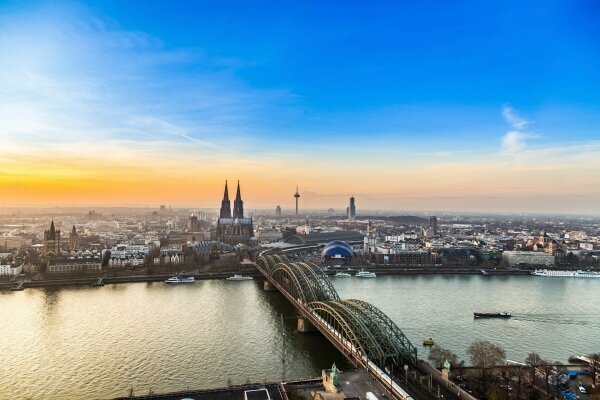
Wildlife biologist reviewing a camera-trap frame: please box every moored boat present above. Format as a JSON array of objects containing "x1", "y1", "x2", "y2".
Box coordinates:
[
  {"x1": 226, "y1": 274, "x2": 253, "y2": 281},
  {"x1": 423, "y1": 337, "x2": 434, "y2": 346},
  {"x1": 532, "y1": 269, "x2": 600, "y2": 278},
  {"x1": 164, "y1": 276, "x2": 195, "y2": 284},
  {"x1": 334, "y1": 272, "x2": 351, "y2": 278},
  {"x1": 355, "y1": 269, "x2": 376, "y2": 278}
]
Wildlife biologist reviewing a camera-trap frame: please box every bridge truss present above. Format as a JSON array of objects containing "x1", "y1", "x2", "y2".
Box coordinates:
[{"x1": 256, "y1": 254, "x2": 417, "y2": 368}]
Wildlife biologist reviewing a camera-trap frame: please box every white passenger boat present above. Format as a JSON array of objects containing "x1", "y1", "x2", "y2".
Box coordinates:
[
  {"x1": 226, "y1": 274, "x2": 253, "y2": 281},
  {"x1": 355, "y1": 270, "x2": 377, "y2": 278},
  {"x1": 164, "y1": 276, "x2": 195, "y2": 284},
  {"x1": 532, "y1": 269, "x2": 600, "y2": 278},
  {"x1": 334, "y1": 272, "x2": 351, "y2": 278}
]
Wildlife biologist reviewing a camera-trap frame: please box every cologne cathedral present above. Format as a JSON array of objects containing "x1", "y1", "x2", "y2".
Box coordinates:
[{"x1": 215, "y1": 181, "x2": 254, "y2": 245}]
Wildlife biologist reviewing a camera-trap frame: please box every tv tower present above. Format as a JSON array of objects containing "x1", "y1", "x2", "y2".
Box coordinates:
[{"x1": 294, "y1": 185, "x2": 300, "y2": 215}]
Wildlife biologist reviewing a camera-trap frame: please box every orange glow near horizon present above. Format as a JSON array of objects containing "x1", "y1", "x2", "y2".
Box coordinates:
[
  {"x1": 1, "y1": 147, "x2": 599, "y2": 214},
  {"x1": 1, "y1": 5, "x2": 599, "y2": 215}
]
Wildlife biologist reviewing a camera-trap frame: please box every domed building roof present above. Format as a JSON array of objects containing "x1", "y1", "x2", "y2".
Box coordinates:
[
  {"x1": 324, "y1": 241, "x2": 353, "y2": 252},
  {"x1": 322, "y1": 241, "x2": 353, "y2": 258}
]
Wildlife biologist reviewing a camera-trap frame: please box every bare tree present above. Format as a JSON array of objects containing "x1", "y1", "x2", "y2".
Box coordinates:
[
  {"x1": 588, "y1": 353, "x2": 600, "y2": 388},
  {"x1": 525, "y1": 352, "x2": 543, "y2": 389},
  {"x1": 501, "y1": 366, "x2": 512, "y2": 400},
  {"x1": 467, "y1": 340, "x2": 506, "y2": 394},
  {"x1": 538, "y1": 360, "x2": 558, "y2": 400},
  {"x1": 553, "y1": 362, "x2": 567, "y2": 396},
  {"x1": 513, "y1": 364, "x2": 528, "y2": 400},
  {"x1": 467, "y1": 340, "x2": 506, "y2": 368},
  {"x1": 428, "y1": 345, "x2": 459, "y2": 369},
  {"x1": 101, "y1": 249, "x2": 111, "y2": 268}
]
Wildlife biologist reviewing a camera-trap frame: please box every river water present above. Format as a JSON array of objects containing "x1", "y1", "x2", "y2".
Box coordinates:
[{"x1": 1, "y1": 275, "x2": 599, "y2": 399}]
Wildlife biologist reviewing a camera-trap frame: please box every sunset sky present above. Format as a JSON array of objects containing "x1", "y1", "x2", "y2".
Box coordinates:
[{"x1": 1, "y1": 1, "x2": 599, "y2": 213}]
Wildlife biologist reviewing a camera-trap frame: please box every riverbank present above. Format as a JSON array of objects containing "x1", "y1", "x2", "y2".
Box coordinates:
[
  {"x1": 0, "y1": 266, "x2": 534, "y2": 291},
  {"x1": 0, "y1": 270, "x2": 265, "y2": 291},
  {"x1": 351, "y1": 266, "x2": 532, "y2": 276}
]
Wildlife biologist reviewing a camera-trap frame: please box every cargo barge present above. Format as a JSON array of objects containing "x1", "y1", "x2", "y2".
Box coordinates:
[{"x1": 474, "y1": 312, "x2": 511, "y2": 319}]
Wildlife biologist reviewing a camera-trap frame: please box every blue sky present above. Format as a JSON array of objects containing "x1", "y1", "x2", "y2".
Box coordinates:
[
  {"x1": 0, "y1": 1, "x2": 599, "y2": 212},
  {"x1": 90, "y1": 1, "x2": 600, "y2": 140}
]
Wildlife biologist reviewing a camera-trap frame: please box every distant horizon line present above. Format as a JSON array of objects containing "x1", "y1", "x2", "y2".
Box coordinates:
[{"x1": 0, "y1": 204, "x2": 598, "y2": 218}]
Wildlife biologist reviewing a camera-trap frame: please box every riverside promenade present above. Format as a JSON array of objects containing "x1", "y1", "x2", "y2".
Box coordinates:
[
  {"x1": 0, "y1": 270, "x2": 264, "y2": 291},
  {"x1": 0, "y1": 265, "x2": 533, "y2": 291}
]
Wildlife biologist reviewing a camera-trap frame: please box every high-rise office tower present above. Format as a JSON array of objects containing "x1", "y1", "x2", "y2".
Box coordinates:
[
  {"x1": 275, "y1": 205, "x2": 282, "y2": 217},
  {"x1": 348, "y1": 196, "x2": 356, "y2": 221},
  {"x1": 429, "y1": 216, "x2": 438, "y2": 235},
  {"x1": 188, "y1": 213, "x2": 199, "y2": 232}
]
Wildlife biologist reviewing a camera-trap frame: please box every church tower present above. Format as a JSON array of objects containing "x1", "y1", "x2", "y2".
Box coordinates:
[
  {"x1": 233, "y1": 180, "x2": 244, "y2": 219},
  {"x1": 219, "y1": 181, "x2": 232, "y2": 218},
  {"x1": 43, "y1": 220, "x2": 61, "y2": 256},
  {"x1": 69, "y1": 225, "x2": 80, "y2": 251}
]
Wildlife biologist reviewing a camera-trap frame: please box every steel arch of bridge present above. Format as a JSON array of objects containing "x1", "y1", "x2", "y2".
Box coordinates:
[
  {"x1": 255, "y1": 254, "x2": 417, "y2": 366},
  {"x1": 310, "y1": 300, "x2": 386, "y2": 363},
  {"x1": 256, "y1": 254, "x2": 290, "y2": 274},
  {"x1": 271, "y1": 261, "x2": 340, "y2": 304},
  {"x1": 291, "y1": 261, "x2": 340, "y2": 302},
  {"x1": 344, "y1": 299, "x2": 418, "y2": 361}
]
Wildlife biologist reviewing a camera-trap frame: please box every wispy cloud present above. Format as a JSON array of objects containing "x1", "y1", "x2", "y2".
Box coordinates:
[
  {"x1": 502, "y1": 104, "x2": 530, "y2": 130},
  {"x1": 502, "y1": 130, "x2": 529, "y2": 154},
  {"x1": 500, "y1": 105, "x2": 537, "y2": 155},
  {"x1": 0, "y1": 5, "x2": 294, "y2": 159}
]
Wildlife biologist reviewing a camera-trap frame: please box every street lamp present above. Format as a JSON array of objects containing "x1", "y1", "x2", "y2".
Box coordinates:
[{"x1": 404, "y1": 364, "x2": 409, "y2": 385}]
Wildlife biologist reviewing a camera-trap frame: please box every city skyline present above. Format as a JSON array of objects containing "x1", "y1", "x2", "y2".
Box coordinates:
[
  {"x1": 2, "y1": 3, "x2": 600, "y2": 400},
  {"x1": 1, "y1": 1, "x2": 599, "y2": 213}
]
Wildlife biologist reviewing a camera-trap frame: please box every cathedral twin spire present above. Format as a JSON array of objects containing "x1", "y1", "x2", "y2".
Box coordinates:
[
  {"x1": 219, "y1": 180, "x2": 244, "y2": 219},
  {"x1": 220, "y1": 181, "x2": 232, "y2": 218},
  {"x1": 233, "y1": 181, "x2": 244, "y2": 219}
]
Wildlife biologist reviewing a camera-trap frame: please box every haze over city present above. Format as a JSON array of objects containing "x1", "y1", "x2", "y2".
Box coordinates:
[
  {"x1": 3, "y1": 2, "x2": 600, "y2": 400},
  {"x1": 1, "y1": 1, "x2": 599, "y2": 213}
]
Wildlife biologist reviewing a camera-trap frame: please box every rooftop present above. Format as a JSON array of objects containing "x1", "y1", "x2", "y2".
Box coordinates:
[
  {"x1": 284, "y1": 231, "x2": 364, "y2": 245},
  {"x1": 218, "y1": 218, "x2": 253, "y2": 225}
]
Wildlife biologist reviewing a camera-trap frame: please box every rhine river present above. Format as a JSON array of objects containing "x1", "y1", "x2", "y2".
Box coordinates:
[{"x1": 1, "y1": 275, "x2": 599, "y2": 399}]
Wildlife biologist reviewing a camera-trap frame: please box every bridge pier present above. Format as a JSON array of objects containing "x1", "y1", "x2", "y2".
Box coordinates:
[
  {"x1": 297, "y1": 317, "x2": 316, "y2": 333},
  {"x1": 263, "y1": 280, "x2": 276, "y2": 291}
]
